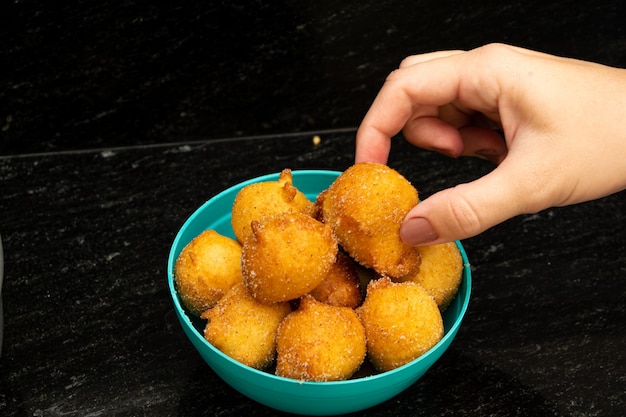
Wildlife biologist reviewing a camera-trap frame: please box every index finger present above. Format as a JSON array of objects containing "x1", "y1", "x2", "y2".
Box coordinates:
[
  {"x1": 399, "y1": 49, "x2": 465, "y2": 68},
  {"x1": 355, "y1": 48, "x2": 496, "y2": 163}
]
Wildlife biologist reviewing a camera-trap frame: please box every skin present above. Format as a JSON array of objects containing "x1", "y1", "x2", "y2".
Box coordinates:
[{"x1": 355, "y1": 43, "x2": 626, "y2": 245}]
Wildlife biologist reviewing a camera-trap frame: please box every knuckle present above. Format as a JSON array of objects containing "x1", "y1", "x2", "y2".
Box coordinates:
[
  {"x1": 443, "y1": 187, "x2": 484, "y2": 238},
  {"x1": 476, "y1": 42, "x2": 512, "y2": 59},
  {"x1": 399, "y1": 55, "x2": 417, "y2": 68}
]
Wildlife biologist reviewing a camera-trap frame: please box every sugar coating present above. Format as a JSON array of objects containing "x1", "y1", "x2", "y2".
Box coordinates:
[
  {"x1": 202, "y1": 283, "x2": 291, "y2": 370},
  {"x1": 231, "y1": 169, "x2": 316, "y2": 244},
  {"x1": 405, "y1": 242, "x2": 463, "y2": 310},
  {"x1": 174, "y1": 230, "x2": 243, "y2": 316},
  {"x1": 321, "y1": 162, "x2": 421, "y2": 280},
  {"x1": 241, "y1": 212, "x2": 338, "y2": 303},
  {"x1": 276, "y1": 295, "x2": 366, "y2": 381},
  {"x1": 357, "y1": 277, "x2": 444, "y2": 372}
]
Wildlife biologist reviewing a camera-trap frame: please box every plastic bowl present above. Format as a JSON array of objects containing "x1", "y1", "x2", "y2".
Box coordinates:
[{"x1": 167, "y1": 170, "x2": 471, "y2": 416}]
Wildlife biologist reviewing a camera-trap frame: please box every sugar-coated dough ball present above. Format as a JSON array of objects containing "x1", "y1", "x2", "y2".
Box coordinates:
[
  {"x1": 242, "y1": 212, "x2": 338, "y2": 303},
  {"x1": 202, "y1": 283, "x2": 291, "y2": 370},
  {"x1": 174, "y1": 230, "x2": 243, "y2": 316},
  {"x1": 357, "y1": 277, "x2": 443, "y2": 372},
  {"x1": 309, "y1": 251, "x2": 363, "y2": 308},
  {"x1": 321, "y1": 162, "x2": 421, "y2": 280},
  {"x1": 276, "y1": 295, "x2": 366, "y2": 381},
  {"x1": 405, "y1": 242, "x2": 463, "y2": 310},
  {"x1": 231, "y1": 169, "x2": 316, "y2": 244}
]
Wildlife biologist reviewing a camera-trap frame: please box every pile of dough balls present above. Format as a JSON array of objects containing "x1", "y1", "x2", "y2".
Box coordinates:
[{"x1": 174, "y1": 164, "x2": 464, "y2": 381}]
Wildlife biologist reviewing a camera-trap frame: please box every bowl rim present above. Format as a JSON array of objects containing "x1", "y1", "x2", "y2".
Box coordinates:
[{"x1": 167, "y1": 169, "x2": 472, "y2": 386}]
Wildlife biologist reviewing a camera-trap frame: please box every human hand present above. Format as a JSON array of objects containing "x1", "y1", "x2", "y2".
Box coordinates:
[{"x1": 355, "y1": 43, "x2": 626, "y2": 245}]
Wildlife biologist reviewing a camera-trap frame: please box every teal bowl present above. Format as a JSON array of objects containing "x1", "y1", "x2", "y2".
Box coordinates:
[{"x1": 167, "y1": 170, "x2": 471, "y2": 416}]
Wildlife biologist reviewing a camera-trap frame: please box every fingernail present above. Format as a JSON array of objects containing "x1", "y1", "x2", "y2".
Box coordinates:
[
  {"x1": 431, "y1": 147, "x2": 458, "y2": 158},
  {"x1": 475, "y1": 149, "x2": 504, "y2": 164},
  {"x1": 400, "y1": 217, "x2": 439, "y2": 246}
]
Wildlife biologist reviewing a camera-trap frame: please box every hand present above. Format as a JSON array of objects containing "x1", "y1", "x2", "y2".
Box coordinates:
[{"x1": 356, "y1": 43, "x2": 626, "y2": 245}]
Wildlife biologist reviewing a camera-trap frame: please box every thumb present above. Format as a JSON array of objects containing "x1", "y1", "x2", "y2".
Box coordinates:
[{"x1": 400, "y1": 166, "x2": 535, "y2": 245}]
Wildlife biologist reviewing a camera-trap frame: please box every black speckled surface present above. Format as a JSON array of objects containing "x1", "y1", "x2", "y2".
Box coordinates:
[
  {"x1": 1, "y1": 2, "x2": 626, "y2": 416},
  {"x1": 3, "y1": 1, "x2": 626, "y2": 155}
]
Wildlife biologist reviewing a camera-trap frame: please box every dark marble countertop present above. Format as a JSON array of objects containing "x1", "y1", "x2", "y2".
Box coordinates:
[
  {"x1": 1, "y1": 133, "x2": 625, "y2": 416},
  {"x1": 2, "y1": 2, "x2": 626, "y2": 416},
  {"x1": 3, "y1": 1, "x2": 626, "y2": 156}
]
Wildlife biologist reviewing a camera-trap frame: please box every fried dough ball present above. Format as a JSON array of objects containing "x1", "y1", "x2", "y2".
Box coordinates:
[
  {"x1": 174, "y1": 230, "x2": 243, "y2": 316},
  {"x1": 241, "y1": 212, "x2": 338, "y2": 303},
  {"x1": 314, "y1": 188, "x2": 328, "y2": 222},
  {"x1": 357, "y1": 277, "x2": 444, "y2": 372},
  {"x1": 321, "y1": 162, "x2": 421, "y2": 280},
  {"x1": 404, "y1": 242, "x2": 464, "y2": 310},
  {"x1": 201, "y1": 283, "x2": 291, "y2": 370},
  {"x1": 276, "y1": 295, "x2": 367, "y2": 381},
  {"x1": 231, "y1": 169, "x2": 316, "y2": 244},
  {"x1": 310, "y1": 251, "x2": 363, "y2": 308}
]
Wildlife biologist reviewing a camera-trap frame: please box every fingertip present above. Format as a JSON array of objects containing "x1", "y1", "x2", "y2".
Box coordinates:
[
  {"x1": 355, "y1": 126, "x2": 391, "y2": 164},
  {"x1": 400, "y1": 195, "x2": 473, "y2": 247},
  {"x1": 400, "y1": 216, "x2": 440, "y2": 246}
]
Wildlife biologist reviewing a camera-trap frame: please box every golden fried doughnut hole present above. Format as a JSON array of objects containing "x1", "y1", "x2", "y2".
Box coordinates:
[
  {"x1": 321, "y1": 162, "x2": 421, "y2": 280},
  {"x1": 241, "y1": 212, "x2": 338, "y2": 303},
  {"x1": 405, "y1": 242, "x2": 463, "y2": 310},
  {"x1": 310, "y1": 251, "x2": 363, "y2": 308},
  {"x1": 314, "y1": 188, "x2": 328, "y2": 222},
  {"x1": 357, "y1": 277, "x2": 443, "y2": 372},
  {"x1": 201, "y1": 283, "x2": 291, "y2": 370},
  {"x1": 231, "y1": 169, "x2": 316, "y2": 244},
  {"x1": 275, "y1": 295, "x2": 366, "y2": 381},
  {"x1": 174, "y1": 230, "x2": 243, "y2": 316}
]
